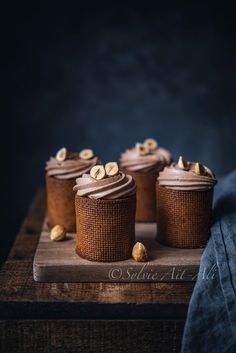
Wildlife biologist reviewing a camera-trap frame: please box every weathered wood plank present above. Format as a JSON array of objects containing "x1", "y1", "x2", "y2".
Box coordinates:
[
  {"x1": 34, "y1": 218, "x2": 202, "y2": 283},
  {"x1": 0, "y1": 319, "x2": 185, "y2": 353},
  {"x1": 0, "y1": 189, "x2": 195, "y2": 320},
  {"x1": 8, "y1": 188, "x2": 46, "y2": 261}
]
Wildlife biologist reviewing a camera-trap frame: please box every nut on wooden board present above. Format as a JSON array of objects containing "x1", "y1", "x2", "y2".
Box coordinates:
[
  {"x1": 50, "y1": 225, "x2": 66, "y2": 241},
  {"x1": 132, "y1": 242, "x2": 148, "y2": 262}
]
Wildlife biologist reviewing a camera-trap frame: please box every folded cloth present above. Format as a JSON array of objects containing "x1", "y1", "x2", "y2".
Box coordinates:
[{"x1": 181, "y1": 170, "x2": 236, "y2": 353}]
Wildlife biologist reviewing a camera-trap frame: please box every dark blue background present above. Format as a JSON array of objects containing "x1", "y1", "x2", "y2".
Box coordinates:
[{"x1": 2, "y1": 2, "x2": 236, "y2": 263}]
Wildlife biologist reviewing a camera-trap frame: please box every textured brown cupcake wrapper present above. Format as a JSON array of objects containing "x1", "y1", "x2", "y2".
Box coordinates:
[
  {"x1": 75, "y1": 194, "x2": 136, "y2": 262},
  {"x1": 46, "y1": 174, "x2": 76, "y2": 232},
  {"x1": 156, "y1": 183, "x2": 213, "y2": 248},
  {"x1": 122, "y1": 169, "x2": 158, "y2": 222}
]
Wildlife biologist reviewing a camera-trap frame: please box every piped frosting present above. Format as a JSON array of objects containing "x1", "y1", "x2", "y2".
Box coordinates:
[
  {"x1": 73, "y1": 172, "x2": 136, "y2": 200},
  {"x1": 46, "y1": 150, "x2": 98, "y2": 179},
  {"x1": 120, "y1": 139, "x2": 172, "y2": 173},
  {"x1": 158, "y1": 157, "x2": 217, "y2": 191}
]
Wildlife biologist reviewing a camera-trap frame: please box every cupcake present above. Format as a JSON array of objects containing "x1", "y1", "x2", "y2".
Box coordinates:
[
  {"x1": 156, "y1": 156, "x2": 217, "y2": 248},
  {"x1": 120, "y1": 138, "x2": 172, "y2": 222},
  {"x1": 73, "y1": 162, "x2": 136, "y2": 262},
  {"x1": 45, "y1": 147, "x2": 98, "y2": 232}
]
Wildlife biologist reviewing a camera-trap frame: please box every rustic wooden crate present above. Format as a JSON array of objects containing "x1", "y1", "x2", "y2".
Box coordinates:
[{"x1": 0, "y1": 189, "x2": 195, "y2": 353}]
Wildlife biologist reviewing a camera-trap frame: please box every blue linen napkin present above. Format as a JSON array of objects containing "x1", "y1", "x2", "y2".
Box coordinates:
[{"x1": 181, "y1": 170, "x2": 236, "y2": 353}]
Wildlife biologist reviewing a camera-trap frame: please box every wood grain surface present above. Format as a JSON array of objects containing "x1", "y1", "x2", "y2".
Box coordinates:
[
  {"x1": 0, "y1": 189, "x2": 195, "y2": 352},
  {"x1": 0, "y1": 189, "x2": 195, "y2": 320},
  {"x1": 0, "y1": 319, "x2": 184, "y2": 353},
  {"x1": 34, "y1": 218, "x2": 203, "y2": 283}
]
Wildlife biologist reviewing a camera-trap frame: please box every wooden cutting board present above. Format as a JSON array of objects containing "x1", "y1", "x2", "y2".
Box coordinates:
[{"x1": 33, "y1": 218, "x2": 203, "y2": 282}]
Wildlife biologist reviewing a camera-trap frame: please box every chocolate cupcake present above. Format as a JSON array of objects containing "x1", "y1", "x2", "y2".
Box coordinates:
[
  {"x1": 45, "y1": 147, "x2": 98, "y2": 232},
  {"x1": 120, "y1": 138, "x2": 172, "y2": 222},
  {"x1": 156, "y1": 156, "x2": 217, "y2": 248},
  {"x1": 73, "y1": 163, "x2": 136, "y2": 262}
]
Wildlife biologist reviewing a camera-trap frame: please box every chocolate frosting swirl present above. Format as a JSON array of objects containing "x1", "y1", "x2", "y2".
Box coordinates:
[
  {"x1": 158, "y1": 162, "x2": 217, "y2": 191},
  {"x1": 120, "y1": 147, "x2": 172, "y2": 173},
  {"x1": 73, "y1": 172, "x2": 136, "y2": 200},
  {"x1": 46, "y1": 152, "x2": 98, "y2": 180}
]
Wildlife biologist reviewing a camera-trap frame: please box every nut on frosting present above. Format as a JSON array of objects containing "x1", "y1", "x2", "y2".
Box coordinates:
[
  {"x1": 90, "y1": 165, "x2": 106, "y2": 180},
  {"x1": 158, "y1": 156, "x2": 217, "y2": 191},
  {"x1": 46, "y1": 147, "x2": 98, "y2": 179},
  {"x1": 73, "y1": 169, "x2": 136, "y2": 200},
  {"x1": 56, "y1": 147, "x2": 67, "y2": 162},
  {"x1": 105, "y1": 162, "x2": 119, "y2": 176},
  {"x1": 120, "y1": 138, "x2": 172, "y2": 173},
  {"x1": 79, "y1": 149, "x2": 94, "y2": 160},
  {"x1": 90, "y1": 163, "x2": 119, "y2": 180}
]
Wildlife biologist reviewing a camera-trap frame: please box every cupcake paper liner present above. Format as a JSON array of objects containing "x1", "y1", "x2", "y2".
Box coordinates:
[
  {"x1": 156, "y1": 183, "x2": 213, "y2": 248},
  {"x1": 75, "y1": 194, "x2": 136, "y2": 262}
]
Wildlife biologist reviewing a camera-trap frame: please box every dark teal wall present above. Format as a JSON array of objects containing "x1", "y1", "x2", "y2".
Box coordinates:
[{"x1": 2, "y1": 2, "x2": 236, "y2": 263}]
